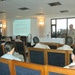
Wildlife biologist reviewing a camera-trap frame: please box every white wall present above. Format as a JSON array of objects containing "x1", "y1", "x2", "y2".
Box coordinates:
[
  {"x1": 6, "y1": 19, "x2": 14, "y2": 36},
  {"x1": 6, "y1": 17, "x2": 51, "y2": 39}
]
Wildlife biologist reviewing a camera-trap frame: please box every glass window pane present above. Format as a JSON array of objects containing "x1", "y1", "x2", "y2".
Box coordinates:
[
  {"x1": 52, "y1": 26, "x2": 55, "y2": 32},
  {"x1": 68, "y1": 18, "x2": 75, "y2": 29},
  {"x1": 52, "y1": 20, "x2": 55, "y2": 24},
  {"x1": 57, "y1": 19, "x2": 67, "y2": 37}
]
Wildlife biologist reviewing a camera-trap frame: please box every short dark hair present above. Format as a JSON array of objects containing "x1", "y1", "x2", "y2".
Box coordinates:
[
  {"x1": 73, "y1": 47, "x2": 75, "y2": 55},
  {"x1": 4, "y1": 41, "x2": 15, "y2": 53},
  {"x1": 33, "y1": 36, "x2": 40, "y2": 44}
]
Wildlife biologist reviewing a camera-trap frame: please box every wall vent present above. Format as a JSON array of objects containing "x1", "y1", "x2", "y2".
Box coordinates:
[
  {"x1": 0, "y1": 11, "x2": 5, "y2": 13},
  {"x1": 48, "y1": 2, "x2": 61, "y2": 7},
  {"x1": 60, "y1": 10, "x2": 68, "y2": 13},
  {"x1": 19, "y1": 7, "x2": 29, "y2": 10},
  {"x1": 0, "y1": 0, "x2": 6, "y2": 1}
]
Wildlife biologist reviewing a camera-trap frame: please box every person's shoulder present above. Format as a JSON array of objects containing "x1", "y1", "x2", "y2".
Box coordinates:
[
  {"x1": 15, "y1": 39, "x2": 22, "y2": 42},
  {"x1": 64, "y1": 62, "x2": 75, "y2": 69},
  {"x1": 12, "y1": 55, "x2": 21, "y2": 61},
  {"x1": 1, "y1": 54, "x2": 21, "y2": 61}
]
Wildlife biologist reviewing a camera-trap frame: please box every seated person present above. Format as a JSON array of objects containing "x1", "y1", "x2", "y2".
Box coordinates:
[
  {"x1": 1, "y1": 36, "x2": 11, "y2": 45},
  {"x1": 15, "y1": 35, "x2": 22, "y2": 42},
  {"x1": 1, "y1": 41, "x2": 21, "y2": 61},
  {"x1": 64, "y1": 47, "x2": 75, "y2": 69},
  {"x1": 33, "y1": 36, "x2": 50, "y2": 49},
  {"x1": 57, "y1": 45, "x2": 73, "y2": 50},
  {"x1": 5, "y1": 36, "x2": 11, "y2": 41}
]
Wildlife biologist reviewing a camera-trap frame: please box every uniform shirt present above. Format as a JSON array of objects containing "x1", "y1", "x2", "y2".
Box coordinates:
[
  {"x1": 68, "y1": 29, "x2": 75, "y2": 44},
  {"x1": 1, "y1": 53, "x2": 21, "y2": 61}
]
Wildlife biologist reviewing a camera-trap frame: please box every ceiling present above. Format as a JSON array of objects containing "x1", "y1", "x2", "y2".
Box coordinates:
[{"x1": 0, "y1": 0, "x2": 75, "y2": 20}]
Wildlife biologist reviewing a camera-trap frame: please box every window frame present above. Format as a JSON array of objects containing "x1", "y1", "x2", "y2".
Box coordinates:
[{"x1": 51, "y1": 17, "x2": 75, "y2": 38}]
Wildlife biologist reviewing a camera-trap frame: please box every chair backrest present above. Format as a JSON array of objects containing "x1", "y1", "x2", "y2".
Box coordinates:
[
  {"x1": 21, "y1": 36, "x2": 27, "y2": 44},
  {"x1": 45, "y1": 49, "x2": 67, "y2": 67},
  {"x1": 0, "y1": 41, "x2": 5, "y2": 44},
  {"x1": 14, "y1": 42, "x2": 26, "y2": 61},
  {"x1": 67, "y1": 50, "x2": 72, "y2": 65},
  {"x1": 0, "y1": 45, "x2": 4, "y2": 56},
  {"x1": 0, "y1": 58, "x2": 13, "y2": 75},
  {"x1": 45, "y1": 65, "x2": 75, "y2": 75},
  {"x1": 65, "y1": 36, "x2": 73, "y2": 45},
  {"x1": 28, "y1": 47, "x2": 45, "y2": 65},
  {"x1": 12, "y1": 60, "x2": 45, "y2": 75}
]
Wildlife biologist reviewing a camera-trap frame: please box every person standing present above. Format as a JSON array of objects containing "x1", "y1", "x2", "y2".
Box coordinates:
[{"x1": 68, "y1": 24, "x2": 75, "y2": 44}]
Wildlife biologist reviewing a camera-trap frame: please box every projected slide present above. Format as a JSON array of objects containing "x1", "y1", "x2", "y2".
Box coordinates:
[{"x1": 13, "y1": 19, "x2": 31, "y2": 36}]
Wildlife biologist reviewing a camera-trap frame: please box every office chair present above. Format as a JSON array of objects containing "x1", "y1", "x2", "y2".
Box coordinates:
[{"x1": 65, "y1": 36, "x2": 73, "y2": 45}]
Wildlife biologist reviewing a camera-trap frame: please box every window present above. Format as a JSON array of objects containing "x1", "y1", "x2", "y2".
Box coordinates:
[{"x1": 51, "y1": 18, "x2": 75, "y2": 38}]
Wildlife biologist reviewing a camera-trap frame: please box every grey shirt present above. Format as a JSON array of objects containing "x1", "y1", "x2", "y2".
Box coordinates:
[
  {"x1": 1, "y1": 53, "x2": 21, "y2": 61},
  {"x1": 68, "y1": 29, "x2": 75, "y2": 44},
  {"x1": 13, "y1": 52, "x2": 24, "y2": 61}
]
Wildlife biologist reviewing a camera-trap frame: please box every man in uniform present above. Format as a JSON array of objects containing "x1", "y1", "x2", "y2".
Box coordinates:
[{"x1": 68, "y1": 24, "x2": 75, "y2": 44}]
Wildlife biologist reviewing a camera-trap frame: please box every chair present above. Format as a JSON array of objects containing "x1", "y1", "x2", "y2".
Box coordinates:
[
  {"x1": 14, "y1": 42, "x2": 26, "y2": 61},
  {"x1": 65, "y1": 36, "x2": 73, "y2": 45},
  {"x1": 67, "y1": 50, "x2": 72, "y2": 65},
  {"x1": 45, "y1": 49, "x2": 67, "y2": 67},
  {"x1": 12, "y1": 60, "x2": 45, "y2": 75},
  {"x1": 0, "y1": 58, "x2": 13, "y2": 75},
  {"x1": 45, "y1": 65, "x2": 75, "y2": 75},
  {"x1": 0, "y1": 41, "x2": 5, "y2": 44},
  {"x1": 28, "y1": 47, "x2": 45, "y2": 65},
  {"x1": 21, "y1": 36, "x2": 27, "y2": 44},
  {"x1": 0, "y1": 45, "x2": 4, "y2": 56}
]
